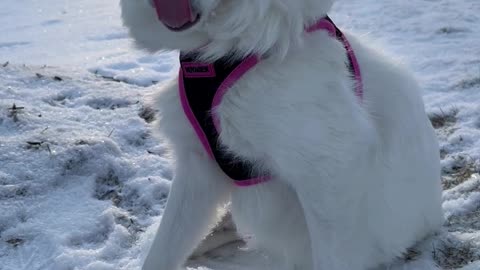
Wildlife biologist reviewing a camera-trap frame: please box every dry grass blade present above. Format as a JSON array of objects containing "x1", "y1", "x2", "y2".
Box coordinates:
[
  {"x1": 8, "y1": 103, "x2": 25, "y2": 122},
  {"x1": 429, "y1": 107, "x2": 459, "y2": 129}
]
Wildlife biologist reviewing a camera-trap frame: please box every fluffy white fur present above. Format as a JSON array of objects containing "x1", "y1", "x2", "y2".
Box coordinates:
[{"x1": 120, "y1": 0, "x2": 444, "y2": 269}]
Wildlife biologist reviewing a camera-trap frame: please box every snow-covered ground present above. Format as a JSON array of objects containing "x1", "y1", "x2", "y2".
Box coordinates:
[{"x1": 1, "y1": 0, "x2": 480, "y2": 269}]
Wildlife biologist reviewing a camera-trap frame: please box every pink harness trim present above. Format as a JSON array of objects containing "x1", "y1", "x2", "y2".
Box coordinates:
[
  {"x1": 306, "y1": 19, "x2": 363, "y2": 99},
  {"x1": 234, "y1": 175, "x2": 272, "y2": 187},
  {"x1": 179, "y1": 17, "x2": 363, "y2": 187}
]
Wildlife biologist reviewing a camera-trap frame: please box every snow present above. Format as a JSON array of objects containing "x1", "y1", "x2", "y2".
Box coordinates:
[
  {"x1": 0, "y1": 65, "x2": 172, "y2": 270},
  {"x1": 1, "y1": 0, "x2": 480, "y2": 269}
]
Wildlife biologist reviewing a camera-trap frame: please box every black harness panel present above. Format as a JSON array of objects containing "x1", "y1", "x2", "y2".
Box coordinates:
[{"x1": 180, "y1": 54, "x2": 264, "y2": 183}]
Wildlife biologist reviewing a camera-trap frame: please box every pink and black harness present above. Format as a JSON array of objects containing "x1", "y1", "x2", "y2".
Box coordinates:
[{"x1": 179, "y1": 16, "x2": 363, "y2": 187}]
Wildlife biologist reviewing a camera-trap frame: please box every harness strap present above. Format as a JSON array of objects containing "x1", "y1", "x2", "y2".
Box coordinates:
[
  {"x1": 179, "y1": 16, "x2": 363, "y2": 187},
  {"x1": 307, "y1": 16, "x2": 363, "y2": 100}
]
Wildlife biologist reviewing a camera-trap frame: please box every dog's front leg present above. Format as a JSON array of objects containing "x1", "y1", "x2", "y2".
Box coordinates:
[
  {"x1": 295, "y1": 182, "x2": 369, "y2": 270},
  {"x1": 143, "y1": 151, "x2": 232, "y2": 270},
  {"x1": 262, "y1": 121, "x2": 375, "y2": 270},
  {"x1": 274, "y1": 149, "x2": 374, "y2": 270}
]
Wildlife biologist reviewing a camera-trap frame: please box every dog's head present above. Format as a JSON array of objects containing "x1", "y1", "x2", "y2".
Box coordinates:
[{"x1": 120, "y1": 0, "x2": 334, "y2": 60}]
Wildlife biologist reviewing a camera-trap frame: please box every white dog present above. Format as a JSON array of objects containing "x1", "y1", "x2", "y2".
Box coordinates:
[{"x1": 120, "y1": 0, "x2": 444, "y2": 269}]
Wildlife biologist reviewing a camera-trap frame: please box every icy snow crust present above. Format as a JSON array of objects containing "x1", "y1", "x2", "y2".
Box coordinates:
[{"x1": 1, "y1": 0, "x2": 480, "y2": 269}]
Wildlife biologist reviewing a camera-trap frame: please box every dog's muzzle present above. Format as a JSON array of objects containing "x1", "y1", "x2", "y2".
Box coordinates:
[{"x1": 150, "y1": 0, "x2": 200, "y2": 31}]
